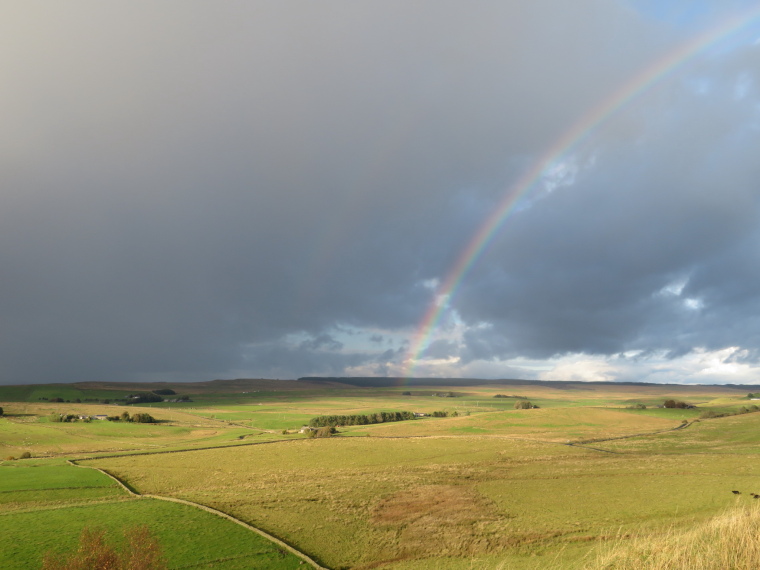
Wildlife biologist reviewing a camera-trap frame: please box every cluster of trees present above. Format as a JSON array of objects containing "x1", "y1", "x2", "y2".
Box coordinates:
[
  {"x1": 40, "y1": 391, "x2": 186, "y2": 405},
  {"x1": 433, "y1": 392, "x2": 458, "y2": 398},
  {"x1": 49, "y1": 413, "x2": 80, "y2": 423},
  {"x1": 431, "y1": 410, "x2": 450, "y2": 417},
  {"x1": 40, "y1": 397, "x2": 123, "y2": 404},
  {"x1": 627, "y1": 403, "x2": 647, "y2": 409},
  {"x1": 493, "y1": 394, "x2": 528, "y2": 399},
  {"x1": 109, "y1": 411, "x2": 156, "y2": 423},
  {"x1": 0, "y1": 406, "x2": 3, "y2": 416},
  {"x1": 663, "y1": 400, "x2": 690, "y2": 409},
  {"x1": 514, "y1": 400, "x2": 538, "y2": 409},
  {"x1": 126, "y1": 392, "x2": 164, "y2": 405},
  {"x1": 309, "y1": 411, "x2": 415, "y2": 427},
  {"x1": 49, "y1": 411, "x2": 156, "y2": 423}
]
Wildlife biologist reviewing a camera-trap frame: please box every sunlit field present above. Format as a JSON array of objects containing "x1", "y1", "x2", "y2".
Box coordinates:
[
  {"x1": 0, "y1": 460, "x2": 303, "y2": 569},
  {"x1": 2, "y1": 378, "x2": 759, "y2": 568}
]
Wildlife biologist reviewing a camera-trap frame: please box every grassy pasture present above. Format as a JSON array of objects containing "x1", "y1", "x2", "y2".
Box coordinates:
[
  {"x1": 0, "y1": 403, "x2": 267, "y2": 458},
  {"x1": 89, "y1": 417, "x2": 759, "y2": 569},
  {"x1": 0, "y1": 460, "x2": 303, "y2": 569},
  {"x1": 0, "y1": 459, "x2": 124, "y2": 509},
  {"x1": 4, "y1": 378, "x2": 760, "y2": 569},
  {"x1": 0, "y1": 498, "x2": 304, "y2": 569},
  {"x1": 349, "y1": 407, "x2": 679, "y2": 441}
]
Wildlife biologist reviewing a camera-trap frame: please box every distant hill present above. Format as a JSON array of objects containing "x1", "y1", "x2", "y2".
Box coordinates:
[{"x1": 297, "y1": 376, "x2": 760, "y2": 390}]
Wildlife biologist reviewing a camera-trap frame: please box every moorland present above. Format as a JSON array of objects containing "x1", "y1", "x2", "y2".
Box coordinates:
[{"x1": 2, "y1": 377, "x2": 760, "y2": 569}]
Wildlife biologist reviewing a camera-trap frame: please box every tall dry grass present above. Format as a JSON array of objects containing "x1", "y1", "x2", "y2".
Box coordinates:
[{"x1": 587, "y1": 502, "x2": 760, "y2": 570}]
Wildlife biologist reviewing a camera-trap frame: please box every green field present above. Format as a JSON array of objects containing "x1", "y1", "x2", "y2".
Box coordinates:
[
  {"x1": 0, "y1": 460, "x2": 304, "y2": 569},
  {"x1": 1, "y1": 377, "x2": 759, "y2": 568}
]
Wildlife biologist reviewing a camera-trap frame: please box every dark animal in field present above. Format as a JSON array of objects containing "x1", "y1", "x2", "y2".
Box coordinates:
[{"x1": 732, "y1": 490, "x2": 741, "y2": 495}]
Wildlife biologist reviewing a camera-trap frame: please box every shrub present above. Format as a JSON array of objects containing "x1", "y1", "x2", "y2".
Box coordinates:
[
  {"x1": 627, "y1": 403, "x2": 647, "y2": 409},
  {"x1": 0, "y1": 406, "x2": 3, "y2": 416},
  {"x1": 514, "y1": 400, "x2": 533, "y2": 409},
  {"x1": 308, "y1": 426, "x2": 336, "y2": 438},
  {"x1": 664, "y1": 399, "x2": 688, "y2": 409},
  {"x1": 401, "y1": 391, "x2": 411, "y2": 396},
  {"x1": 42, "y1": 526, "x2": 167, "y2": 570},
  {"x1": 19, "y1": 451, "x2": 31, "y2": 459}
]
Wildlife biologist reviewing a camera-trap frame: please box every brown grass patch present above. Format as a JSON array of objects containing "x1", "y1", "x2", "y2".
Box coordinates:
[
  {"x1": 370, "y1": 484, "x2": 513, "y2": 562},
  {"x1": 373, "y1": 484, "x2": 491, "y2": 526}
]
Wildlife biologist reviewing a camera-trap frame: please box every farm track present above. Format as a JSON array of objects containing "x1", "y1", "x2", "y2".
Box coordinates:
[{"x1": 67, "y1": 459, "x2": 328, "y2": 569}]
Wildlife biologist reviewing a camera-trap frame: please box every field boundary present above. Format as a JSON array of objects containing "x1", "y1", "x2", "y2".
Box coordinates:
[
  {"x1": 69, "y1": 436, "x2": 304, "y2": 462},
  {"x1": 68, "y1": 459, "x2": 328, "y2": 569},
  {"x1": 570, "y1": 420, "x2": 693, "y2": 446}
]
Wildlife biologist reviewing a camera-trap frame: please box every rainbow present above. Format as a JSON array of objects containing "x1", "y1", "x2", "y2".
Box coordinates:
[{"x1": 402, "y1": 6, "x2": 760, "y2": 380}]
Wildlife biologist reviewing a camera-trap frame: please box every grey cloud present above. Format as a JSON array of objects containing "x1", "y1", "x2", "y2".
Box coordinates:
[
  {"x1": 453, "y1": 48, "x2": 760, "y2": 363},
  {"x1": 0, "y1": 2, "x2": 755, "y2": 383}
]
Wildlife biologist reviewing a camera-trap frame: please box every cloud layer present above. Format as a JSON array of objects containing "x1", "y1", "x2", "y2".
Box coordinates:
[{"x1": 2, "y1": 1, "x2": 760, "y2": 383}]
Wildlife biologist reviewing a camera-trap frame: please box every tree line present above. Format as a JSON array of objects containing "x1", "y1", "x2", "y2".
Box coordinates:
[{"x1": 309, "y1": 410, "x2": 415, "y2": 427}]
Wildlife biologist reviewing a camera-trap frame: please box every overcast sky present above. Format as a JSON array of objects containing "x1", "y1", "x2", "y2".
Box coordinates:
[{"x1": 3, "y1": 1, "x2": 760, "y2": 385}]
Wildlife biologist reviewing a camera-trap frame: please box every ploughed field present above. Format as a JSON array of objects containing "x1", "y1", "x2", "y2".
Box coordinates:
[{"x1": 2, "y1": 378, "x2": 760, "y2": 568}]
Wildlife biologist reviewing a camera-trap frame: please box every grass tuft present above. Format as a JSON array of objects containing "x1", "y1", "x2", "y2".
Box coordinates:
[{"x1": 588, "y1": 503, "x2": 760, "y2": 569}]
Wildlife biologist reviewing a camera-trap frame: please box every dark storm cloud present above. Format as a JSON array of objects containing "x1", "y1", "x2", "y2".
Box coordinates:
[
  {"x1": 0, "y1": 1, "x2": 753, "y2": 383},
  {"x1": 456, "y1": 45, "x2": 760, "y2": 364}
]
